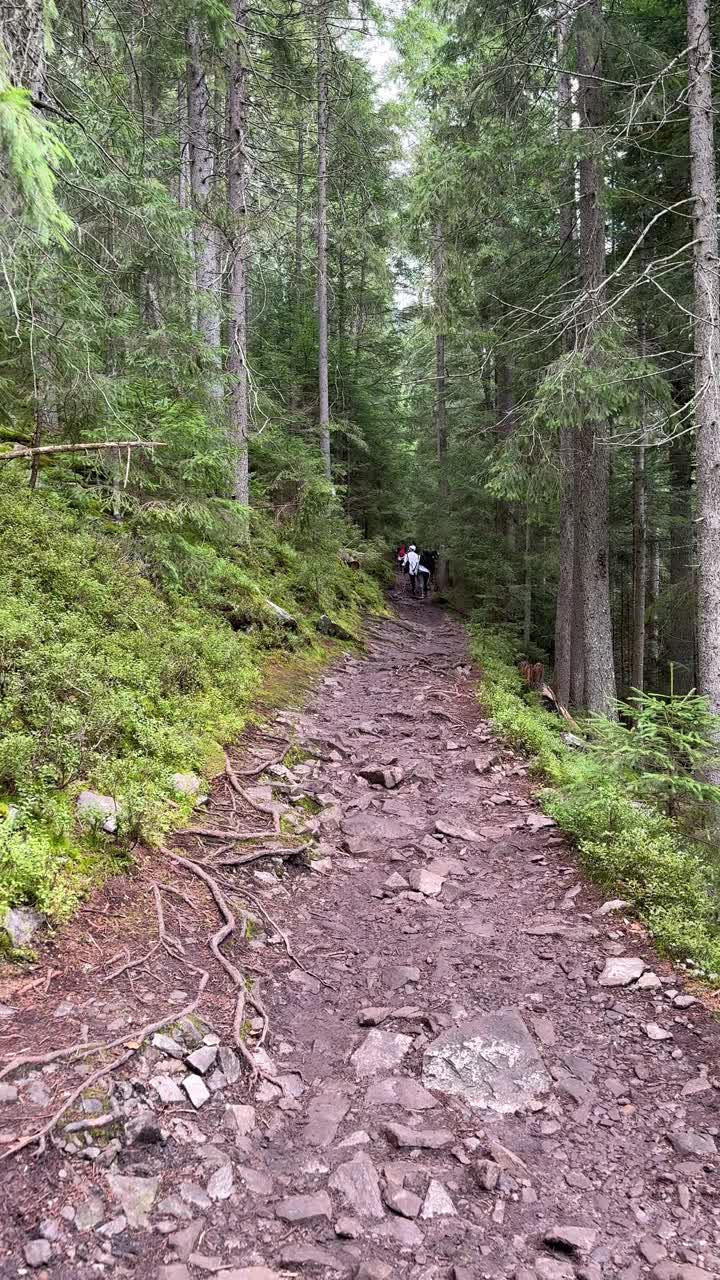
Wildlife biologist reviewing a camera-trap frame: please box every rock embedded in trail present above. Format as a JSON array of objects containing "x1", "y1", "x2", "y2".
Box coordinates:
[
  {"x1": 420, "y1": 1180, "x2": 456, "y2": 1219},
  {"x1": 24, "y1": 1239, "x2": 52, "y2": 1268},
  {"x1": 359, "y1": 765, "x2": 404, "y2": 789},
  {"x1": 598, "y1": 957, "x2": 645, "y2": 987},
  {"x1": 422, "y1": 1009, "x2": 551, "y2": 1113},
  {"x1": 182, "y1": 1074, "x2": 211, "y2": 1108},
  {"x1": 544, "y1": 1225, "x2": 598, "y2": 1255},
  {"x1": 407, "y1": 868, "x2": 444, "y2": 897},
  {"x1": 329, "y1": 1153, "x2": 384, "y2": 1218},
  {"x1": 382, "y1": 1122, "x2": 454, "y2": 1150},
  {"x1": 275, "y1": 1192, "x2": 333, "y2": 1223},
  {"x1": 304, "y1": 1090, "x2": 352, "y2": 1146},
  {"x1": 435, "y1": 818, "x2": 482, "y2": 842},
  {"x1": 670, "y1": 1130, "x2": 717, "y2": 1157},
  {"x1": 350, "y1": 1029, "x2": 413, "y2": 1079},
  {"x1": 384, "y1": 1187, "x2": 422, "y2": 1218},
  {"x1": 366, "y1": 1077, "x2": 437, "y2": 1111},
  {"x1": 105, "y1": 1174, "x2": 159, "y2": 1229}
]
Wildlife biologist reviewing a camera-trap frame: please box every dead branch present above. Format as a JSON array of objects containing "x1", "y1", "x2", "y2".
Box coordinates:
[
  {"x1": 0, "y1": 440, "x2": 165, "y2": 463},
  {"x1": 62, "y1": 1109, "x2": 120, "y2": 1133},
  {"x1": 225, "y1": 748, "x2": 289, "y2": 778}
]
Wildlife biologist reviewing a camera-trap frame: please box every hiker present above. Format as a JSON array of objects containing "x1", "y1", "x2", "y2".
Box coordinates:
[
  {"x1": 402, "y1": 544, "x2": 421, "y2": 595},
  {"x1": 397, "y1": 542, "x2": 406, "y2": 569},
  {"x1": 418, "y1": 548, "x2": 435, "y2": 598}
]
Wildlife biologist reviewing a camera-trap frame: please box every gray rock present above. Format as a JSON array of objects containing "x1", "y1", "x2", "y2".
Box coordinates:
[
  {"x1": 207, "y1": 1164, "x2": 234, "y2": 1201},
  {"x1": 645, "y1": 1022, "x2": 673, "y2": 1041},
  {"x1": 98, "y1": 1215, "x2": 126, "y2": 1238},
  {"x1": 329, "y1": 1153, "x2": 384, "y2": 1218},
  {"x1": 158, "y1": 1267, "x2": 192, "y2": 1280},
  {"x1": 376, "y1": 1216, "x2": 424, "y2": 1247},
  {"x1": 38, "y1": 1219, "x2": 60, "y2": 1242},
  {"x1": 186, "y1": 1044, "x2": 218, "y2": 1074},
  {"x1": 74, "y1": 1195, "x2": 106, "y2": 1231},
  {"x1": 355, "y1": 1264, "x2": 392, "y2": 1279},
  {"x1": 365, "y1": 1077, "x2": 437, "y2": 1111},
  {"x1": 351, "y1": 1029, "x2": 413, "y2": 1079},
  {"x1": 279, "y1": 1245, "x2": 347, "y2": 1270},
  {"x1": 383, "y1": 964, "x2": 420, "y2": 991},
  {"x1": 435, "y1": 818, "x2": 482, "y2": 842},
  {"x1": 225, "y1": 1103, "x2": 256, "y2": 1135},
  {"x1": 420, "y1": 1180, "x2": 456, "y2": 1218},
  {"x1": 597, "y1": 957, "x2": 644, "y2": 986},
  {"x1": 335, "y1": 1215, "x2": 364, "y2": 1238},
  {"x1": 407, "y1": 869, "x2": 444, "y2": 897},
  {"x1": 304, "y1": 1089, "x2": 351, "y2": 1147},
  {"x1": 179, "y1": 1183, "x2": 211, "y2": 1210},
  {"x1": 384, "y1": 1187, "x2": 422, "y2": 1218},
  {"x1": 488, "y1": 1138, "x2": 529, "y2": 1177},
  {"x1": 382, "y1": 1122, "x2": 454, "y2": 1149},
  {"x1": 170, "y1": 772, "x2": 207, "y2": 803},
  {"x1": 264, "y1": 599, "x2": 298, "y2": 629},
  {"x1": 639, "y1": 1240, "x2": 668, "y2": 1265},
  {"x1": 150, "y1": 1075, "x2": 184, "y2": 1104},
  {"x1": 3, "y1": 906, "x2": 44, "y2": 948},
  {"x1": 76, "y1": 790, "x2": 118, "y2": 834},
  {"x1": 275, "y1": 1192, "x2": 333, "y2": 1223},
  {"x1": 637, "y1": 971, "x2": 662, "y2": 990},
  {"x1": 673, "y1": 994, "x2": 698, "y2": 1009},
  {"x1": 152, "y1": 1033, "x2": 185, "y2": 1059},
  {"x1": 383, "y1": 873, "x2": 409, "y2": 892},
  {"x1": 24, "y1": 1240, "x2": 52, "y2": 1268},
  {"x1": 182, "y1": 1074, "x2": 210, "y2": 1108},
  {"x1": 218, "y1": 1046, "x2": 241, "y2": 1084},
  {"x1": 236, "y1": 1166, "x2": 274, "y2": 1196},
  {"x1": 169, "y1": 1220, "x2": 204, "y2": 1261},
  {"x1": 317, "y1": 613, "x2": 355, "y2": 641},
  {"x1": 359, "y1": 766, "x2": 404, "y2": 789},
  {"x1": 105, "y1": 1174, "x2": 159, "y2": 1229},
  {"x1": 670, "y1": 1130, "x2": 717, "y2": 1158},
  {"x1": 596, "y1": 899, "x2": 631, "y2": 916},
  {"x1": 222, "y1": 1272, "x2": 284, "y2": 1280},
  {"x1": 544, "y1": 1226, "x2": 598, "y2": 1254},
  {"x1": 0, "y1": 1082, "x2": 18, "y2": 1103},
  {"x1": 422, "y1": 1009, "x2": 551, "y2": 1113},
  {"x1": 535, "y1": 1260, "x2": 575, "y2": 1280},
  {"x1": 652, "y1": 1267, "x2": 715, "y2": 1280}
]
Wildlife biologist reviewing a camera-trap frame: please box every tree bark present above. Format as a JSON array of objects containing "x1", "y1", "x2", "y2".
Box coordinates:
[
  {"x1": 187, "y1": 20, "x2": 222, "y2": 404},
  {"x1": 316, "y1": 0, "x2": 331, "y2": 479},
  {"x1": 687, "y1": 0, "x2": 720, "y2": 725},
  {"x1": 432, "y1": 222, "x2": 450, "y2": 590},
  {"x1": 647, "y1": 531, "x2": 661, "y2": 689},
  {"x1": 575, "y1": 0, "x2": 617, "y2": 716},
  {"x1": 1, "y1": 0, "x2": 46, "y2": 99},
  {"x1": 227, "y1": 0, "x2": 250, "y2": 505},
  {"x1": 523, "y1": 511, "x2": 532, "y2": 652},
  {"x1": 553, "y1": 0, "x2": 576, "y2": 708}
]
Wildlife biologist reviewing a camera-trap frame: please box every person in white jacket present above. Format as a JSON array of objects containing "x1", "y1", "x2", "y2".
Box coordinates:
[{"x1": 402, "y1": 545, "x2": 421, "y2": 595}]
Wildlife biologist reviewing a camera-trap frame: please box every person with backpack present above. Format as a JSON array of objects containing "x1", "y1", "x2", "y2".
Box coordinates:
[
  {"x1": 418, "y1": 548, "x2": 436, "y2": 598},
  {"x1": 402, "y1": 544, "x2": 421, "y2": 595}
]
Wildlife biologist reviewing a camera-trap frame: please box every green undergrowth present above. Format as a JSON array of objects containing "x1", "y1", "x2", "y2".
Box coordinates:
[
  {"x1": 470, "y1": 625, "x2": 720, "y2": 984},
  {"x1": 0, "y1": 474, "x2": 388, "y2": 933}
]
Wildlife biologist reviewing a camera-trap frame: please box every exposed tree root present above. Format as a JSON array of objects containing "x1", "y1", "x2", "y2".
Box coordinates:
[
  {"x1": 216, "y1": 843, "x2": 311, "y2": 870},
  {"x1": 0, "y1": 974, "x2": 209, "y2": 1160},
  {"x1": 164, "y1": 849, "x2": 278, "y2": 1079},
  {"x1": 176, "y1": 826, "x2": 271, "y2": 841},
  {"x1": 225, "y1": 753, "x2": 281, "y2": 833}
]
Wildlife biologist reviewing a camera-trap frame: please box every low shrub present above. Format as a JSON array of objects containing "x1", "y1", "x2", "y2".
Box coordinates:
[{"x1": 470, "y1": 624, "x2": 720, "y2": 982}]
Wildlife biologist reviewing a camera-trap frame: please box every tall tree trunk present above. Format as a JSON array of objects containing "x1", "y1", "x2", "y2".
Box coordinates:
[
  {"x1": 316, "y1": 0, "x2": 331, "y2": 479},
  {"x1": 688, "y1": 0, "x2": 720, "y2": 724},
  {"x1": 227, "y1": 0, "x2": 250, "y2": 505},
  {"x1": 495, "y1": 355, "x2": 516, "y2": 555},
  {"x1": 631, "y1": 438, "x2": 647, "y2": 691},
  {"x1": 523, "y1": 511, "x2": 532, "y2": 652},
  {"x1": 1, "y1": 0, "x2": 46, "y2": 99},
  {"x1": 432, "y1": 222, "x2": 449, "y2": 590},
  {"x1": 575, "y1": 0, "x2": 617, "y2": 715},
  {"x1": 553, "y1": 0, "x2": 576, "y2": 707},
  {"x1": 187, "y1": 21, "x2": 222, "y2": 404},
  {"x1": 30, "y1": 347, "x2": 58, "y2": 490},
  {"x1": 646, "y1": 532, "x2": 661, "y2": 688}
]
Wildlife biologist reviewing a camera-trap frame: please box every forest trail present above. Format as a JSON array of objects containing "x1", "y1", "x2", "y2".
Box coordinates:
[{"x1": 1, "y1": 593, "x2": 719, "y2": 1280}]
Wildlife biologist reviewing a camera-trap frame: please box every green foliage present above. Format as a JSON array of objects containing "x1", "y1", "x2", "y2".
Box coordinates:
[
  {"x1": 470, "y1": 625, "x2": 720, "y2": 982},
  {"x1": 587, "y1": 689, "x2": 720, "y2": 824},
  {"x1": 0, "y1": 472, "x2": 384, "y2": 923},
  {"x1": 0, "y1": 82, "x2": 72, "y2": 241}
]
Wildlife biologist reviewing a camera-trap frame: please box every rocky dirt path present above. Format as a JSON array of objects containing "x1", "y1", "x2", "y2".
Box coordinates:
[{"x1": 1, "y1": 594, "x2": 719, "y2": 1280}]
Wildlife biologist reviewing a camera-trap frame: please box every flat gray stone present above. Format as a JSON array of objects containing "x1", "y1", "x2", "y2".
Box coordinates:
[
  {"x1": 384, "y1": 1187, "x2": 422, "y2": 1218},
  {"x1": 207, "y1": 1164, "x2": 234, "y2": 1201},
  {"x1": 670, "y1": 1130, "x2": 717, "y2": 1158},
  {"x1": 544, "y1": 1225, "x2": 597, "y2": 1254},
  {"x1": 382, "y1": 1122, "x2": 453, "y2": 1149},
  {"x1": 329, "y1": 1153, "x2": 384, "y2": 1218},
  {"x1": 304, "y1": 1090, "x2": 351, "y2": 1146},
  {"x1": 152, "y1": 1033, "x2": 185, "y2": 1059},
  {"x1": 105, "y1": 1174, "x2": 159, "y2": 1229},
  {"x1": 422, "y1": 1009, "x2": 551, "y2": 1113},
  {"x1": 24, "y1": 1240, "x2": 52, "y2": 1268},
  {"x1": 74, "y1": 1195, "x2": 106, "y2": 1231},
  {"x1": 383, "y1": 965, "x2": 420, "y2": 991},
  {"x1": 150, "y1": 1075, "x2": 184, "y2": 1104},
  {"x1": 182, "y1": 1075, "x2": 210, "y2": 1109},
  {"x1": 351, "y1": 1030, "x2": 413, "y2": 1079},
  {"x1": 0, "y1": 1082, "x2": 18, "y2": 1103},
  {"x1": 275, "y1": 1192, "x2": 332, "y2": 1223},
  {"x1": 225, "y1": 1103, "x2": 256, "y2": 1135},
  {"x1": 406, "y1": 869, "x2": 444, "y2": 897},
  {"x1": 435, "y1": 819, "x2": 482, "y2": 842},
  {"x1": 170, "y1": 772, "x2": 207, "y2": 802},
  {"x1": 365, "y1": 1077, "x2": 437, "y2": 1111},
  {"x1": 186, "y1": 1045, "x2": 217, "y2": 1074},
  {"x1": 218, "y1": 1046, "x2": 241, "y2": 1084},
  {"x1": 598, "y1": 957, "x2": 645, "y2": 987},
  {"x1": 421, "y1": 1180, "x2": 456, "y2": 1219}
]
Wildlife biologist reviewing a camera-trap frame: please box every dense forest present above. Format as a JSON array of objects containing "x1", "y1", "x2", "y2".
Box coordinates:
[{"x1": 2, "y1": 0, "x2": 720, "y2": 917}]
